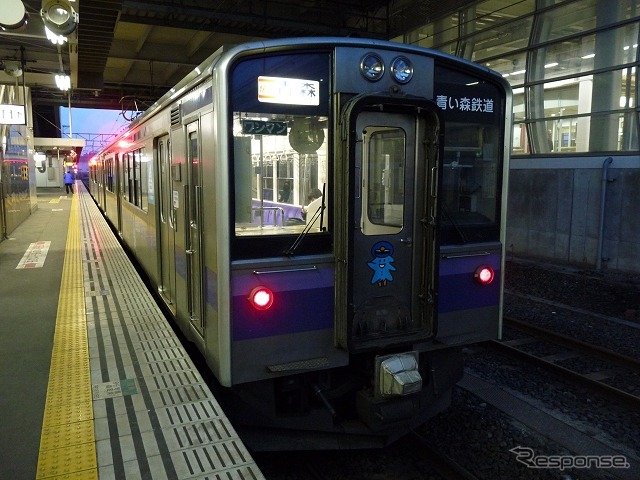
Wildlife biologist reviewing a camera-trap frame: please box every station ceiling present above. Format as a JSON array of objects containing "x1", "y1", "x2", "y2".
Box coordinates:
[{"x1": 1, "y1": 0, "x2": 474, "y2": 116}]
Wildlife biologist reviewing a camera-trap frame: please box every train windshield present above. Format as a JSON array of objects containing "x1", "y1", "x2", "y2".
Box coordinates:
[
  {"x1": 441, "y1": 122, "x2": 501, "y2": 244},
  {"x1": 229, "y1": 52, "x2": 332, "y2": 247},
  {"x1": 435, "y1": 66, "x2": 505, "y2": 244},
  {"x1": 232, "y1": 113, "x2": 329, "y2": 236}
]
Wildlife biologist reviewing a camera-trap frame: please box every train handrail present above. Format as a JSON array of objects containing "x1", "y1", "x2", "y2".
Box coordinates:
[{"x1": 252, "y1": 206, "x2": 285, "y2": 227}]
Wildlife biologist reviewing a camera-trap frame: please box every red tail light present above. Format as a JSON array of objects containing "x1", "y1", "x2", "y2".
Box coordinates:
[
  {"x1": 474, "y1": 266, "x2": 495, "y2": 285},
  {"x1": 249, "y1": 286, "x2": 274, "y2": 310}
]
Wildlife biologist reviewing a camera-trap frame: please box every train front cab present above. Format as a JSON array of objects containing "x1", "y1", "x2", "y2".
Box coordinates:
[
  {"x1": 220, "y1": 42, "x2": 509, "y2": 443},
  {"x1": 433, "y1": 62, "x2": 508, "y2": 349}
]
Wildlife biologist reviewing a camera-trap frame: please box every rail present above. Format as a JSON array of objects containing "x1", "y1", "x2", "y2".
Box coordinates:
[
  {"x1": 492, "y1": 316, "x2": 640, "y2": 410},
  {"x1": 410, "y1": 430, "x2": 480, "y2": 480}
]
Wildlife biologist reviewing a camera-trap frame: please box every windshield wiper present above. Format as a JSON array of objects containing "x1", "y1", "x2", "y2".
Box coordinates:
[
  {"x1": 284, "y1": 184, "x2": 326, "y2": 256},
  {"x1": 441, "y1": 203, "x2": 469, "y2": 244}
]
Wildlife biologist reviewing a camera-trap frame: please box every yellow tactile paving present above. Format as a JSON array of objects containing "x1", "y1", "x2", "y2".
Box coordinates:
[
  {"x1": 39, "y1": 420, "x2": 95, "y2": 450},
  {"x1": 36, "y1": 194, "x2": 97, "y2": 479},
  {"x1": 41, "y1": 399, "x2": 94, "y2": 426},
  {"x1": 43, "y1": 386, "x2": 93, "y2": 409},
  {"x1": 35, "y1": 443, "x2": 97, "y2": 478}
]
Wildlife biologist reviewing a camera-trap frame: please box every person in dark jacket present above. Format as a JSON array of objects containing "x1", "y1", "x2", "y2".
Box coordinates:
[{"x1": 63, "y1": 170, "x2": 74, "y2": 194}]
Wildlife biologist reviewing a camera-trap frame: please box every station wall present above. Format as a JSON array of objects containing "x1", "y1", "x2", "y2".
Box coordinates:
[{"x1": 507, "y1": 154, "x2": 640, "y2": 272}]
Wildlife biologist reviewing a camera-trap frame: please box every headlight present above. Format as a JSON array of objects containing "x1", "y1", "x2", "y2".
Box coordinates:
[
  {"x1": 360, "y1": 53, "x2": 384, "y2": 82},
  {"x1": 390, "y1": 56, "x2": 414, "y2": 84}
]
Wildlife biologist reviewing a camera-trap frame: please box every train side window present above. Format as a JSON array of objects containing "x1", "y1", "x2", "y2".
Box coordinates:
[
  {"x1": 123, "y1": 148, "x2": 149, "y2": 212},
  {"x1": 105, "y1": 157, "x2": 114, "y2": 192},
  {"x1": 123, "y1": 152, "x2": 131, "y2": 202}
]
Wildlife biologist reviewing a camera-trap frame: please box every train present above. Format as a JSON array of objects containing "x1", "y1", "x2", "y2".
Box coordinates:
[{"x1": 88, "y1": 37, "x2": 511, "y2": 450}]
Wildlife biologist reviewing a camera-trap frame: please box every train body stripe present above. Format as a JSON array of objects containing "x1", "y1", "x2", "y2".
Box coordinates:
[
  {"x1": 232, "y1": 286, "x2": 334, "y2": 340},
  {"x1": 437, "y1": 272, "x2": 501, "y2": 313},
  {"x1": 231, "y1": 264, "x2": 335, "y2": 340},
  {"x1": 438, "y1": 253, "x2": 501, "y2": 313}
]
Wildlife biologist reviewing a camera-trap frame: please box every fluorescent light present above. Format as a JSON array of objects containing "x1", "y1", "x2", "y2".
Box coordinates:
[
  {"x1": 45, "y1": 26, "x2": 68, "y2": 45},
  {"x1": 581, "y1": 53, "x2": 595, "y2": 59},
  {"x1": 545, "y1": 78, "x2": 577, "y2": 89},
  {"x1": 544, "y1": 62, "x2": 558, "y2": 68},
  {"x1": 55, "y1": 74, "x2": 70, "y2": 91},
  {"x1": 511, "y1": 69, "x2": 526, "y2": 75}
]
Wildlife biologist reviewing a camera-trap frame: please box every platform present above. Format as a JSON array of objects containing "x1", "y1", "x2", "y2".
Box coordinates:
[{"x1": 0, "y1": 184, "x2": 264, "y2": 479}]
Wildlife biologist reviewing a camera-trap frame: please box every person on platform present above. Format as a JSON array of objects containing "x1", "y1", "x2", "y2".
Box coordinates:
[{"x1": 63, "y1": 170, "x2": 74, "y2": 194}]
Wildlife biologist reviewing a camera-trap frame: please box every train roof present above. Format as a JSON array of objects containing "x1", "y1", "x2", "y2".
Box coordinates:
[{"x1": 109, "y1": 37, "x2": 510, "y2": 147}]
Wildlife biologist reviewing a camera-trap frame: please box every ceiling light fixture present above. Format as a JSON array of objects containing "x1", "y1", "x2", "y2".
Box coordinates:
[
  {"x1": 3, "y1": 60, "x2": 23, "y2": 77},
  {"x1": 41, "y1": 0, "x2": 78, "y2": 42},
  {"x1": 45, "y1": 26, "x2": 68, "y2": 45},
  {"x1": 0, "y1": 0, "x2": 29, "y2": 30},
  {"x1": 55, "y1": 74, "x2": 71, "y2": 91}
]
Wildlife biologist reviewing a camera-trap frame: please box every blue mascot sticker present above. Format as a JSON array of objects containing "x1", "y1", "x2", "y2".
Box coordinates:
[{"x1": 368, "y1": 241, "x2": 396, "y2": 286}]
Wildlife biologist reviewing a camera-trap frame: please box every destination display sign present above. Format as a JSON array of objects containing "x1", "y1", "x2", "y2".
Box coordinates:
[{"x1": 258, "y1": 76, "x2": 319, "y2": 106}]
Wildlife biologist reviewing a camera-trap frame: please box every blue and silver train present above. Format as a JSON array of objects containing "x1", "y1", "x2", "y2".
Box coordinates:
[{"x1": 88, "y1": 37, "x2": 511, "y2": 449}]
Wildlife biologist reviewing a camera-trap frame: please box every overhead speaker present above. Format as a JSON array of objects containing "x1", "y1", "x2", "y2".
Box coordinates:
[{"x1": 4, "y1": 61, "x2": 23, "y2": 77}]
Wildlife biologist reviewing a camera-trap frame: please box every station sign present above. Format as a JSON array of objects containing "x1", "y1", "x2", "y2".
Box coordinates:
[{"x1": 0, "y1": 104, "x2": 26, "y2": 125}]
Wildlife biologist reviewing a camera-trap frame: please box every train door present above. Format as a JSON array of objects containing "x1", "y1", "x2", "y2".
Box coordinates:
[
  {"x1": 101, "y1": 159, "x2": 107, "y2": 209},
  {"x1": 157, "y1": 135, "x2": 176, "y2": 311},
  {"x1": 116, "y1": 153, "x2": 123, "y2": 235},
  {"x1": 0, "y1": 169, "x2": 5, "y2": 240},
  {"x1": 349, "y1": 105, "x2": 439, "y2": 351},
  {"x1": 185, "y1": 122, "x2": 205, "y2": 336}
]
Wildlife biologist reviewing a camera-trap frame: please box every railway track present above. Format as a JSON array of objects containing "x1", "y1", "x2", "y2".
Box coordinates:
[
  {"x1": 251, "y1": 428, "x2": 481, "y2": 480},
  {"x1": 410, "y1": 430, "x2": 480, "y2": 480},
  {"x1": 491, "y1": 316, "x2": 640, "y2": 410}
]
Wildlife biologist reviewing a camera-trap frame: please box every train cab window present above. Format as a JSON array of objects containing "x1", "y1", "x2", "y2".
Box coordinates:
[
  {"x1": 441, "y1": 123, "x2": 501, "y2": 244},
  {"x1": 232, "y1": 113, "x2": 329, "y2": 237},
  {"x1": 435, "y1": 66, "x2": 505, "y2": 245},
  {"x1": 229, "y1": 51, "x2": 332, "y2": 258}
]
